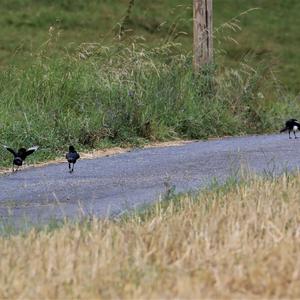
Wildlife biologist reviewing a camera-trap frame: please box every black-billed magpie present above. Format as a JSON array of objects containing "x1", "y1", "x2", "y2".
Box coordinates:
[
  {"x1": 3, "y1": 145, "x2": 39, "y2": 172},
  {"x1": 66, "y1": 145, "x2": 80, "y2": 173},
  {"x1": 280, "y1": 119, "x2": 300, "y2": 139}
]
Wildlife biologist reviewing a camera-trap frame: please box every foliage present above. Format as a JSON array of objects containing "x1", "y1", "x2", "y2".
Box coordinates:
[
  {"x1": 0, "y1": 40, "x2": 297, "y2": 167},
  {"x1": 0, "y1": 0, "x2": 299, "y2": 91}
]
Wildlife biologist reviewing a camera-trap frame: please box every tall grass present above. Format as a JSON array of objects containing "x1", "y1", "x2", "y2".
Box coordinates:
[
  {"x1": 0, "y1": 40, "x2": 298, "y2": 167},
  {"x1": 1, "y1": 0, "x2": 300, "y2": 91},
  {"x1": 1, "y1": 174, "x2": 300, "y2": 298}
]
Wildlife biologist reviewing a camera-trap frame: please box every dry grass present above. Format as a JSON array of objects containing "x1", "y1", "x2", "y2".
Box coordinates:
[{"x1": 1, "y1": 174, "x2": 300, "y2": 299}]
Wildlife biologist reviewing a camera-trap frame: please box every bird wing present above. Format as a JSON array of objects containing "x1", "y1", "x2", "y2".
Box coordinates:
[
  {"x1": 3, "y1": 145, "x2": 16, "y2": 156},
  {"x1": 66, "y1": 152, "x2": 80, "y2": 162},
  {"x1": 25, "y1": 146, "x2": 39, "y2": 157}
]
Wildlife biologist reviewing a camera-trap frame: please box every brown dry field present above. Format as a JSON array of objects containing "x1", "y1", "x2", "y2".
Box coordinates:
[{"x1": 1, "y1": 174, "x2": 300, "y2": 299}]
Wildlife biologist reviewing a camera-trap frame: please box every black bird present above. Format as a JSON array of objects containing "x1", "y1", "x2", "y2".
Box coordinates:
[
  {"x1": 66, "y1": 145, "x2": 80, "y2": 173},
  {"x1": 3, "y1": 145, "x2": 39, "y2": 172},
  {"x1": 280, "y1": 119, "x2": 300, "y2": 139}
]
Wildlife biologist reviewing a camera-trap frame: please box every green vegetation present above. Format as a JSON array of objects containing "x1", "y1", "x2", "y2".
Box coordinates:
[
  {"x1": 0, "y1": 0, "x2": 299, "y2": 167},
  {"x1": 1, "y1": 0, "x2": 299, "y2": 91},
  {"x1": 0, "y1": 42, "x2": 297, "y2": 167},
  {"x1": 0, "y1": 2, "x2": 299, "y2": 295}
]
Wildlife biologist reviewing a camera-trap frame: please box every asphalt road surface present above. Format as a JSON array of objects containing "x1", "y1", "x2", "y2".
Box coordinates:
[{"x1": 0, "y1": 134, "x2": 298, "y2": 225}]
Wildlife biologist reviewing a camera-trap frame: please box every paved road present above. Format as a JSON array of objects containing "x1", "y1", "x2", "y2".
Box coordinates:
[{"x1": 0, "y1": 134, "x2": 298, "y2": 225}]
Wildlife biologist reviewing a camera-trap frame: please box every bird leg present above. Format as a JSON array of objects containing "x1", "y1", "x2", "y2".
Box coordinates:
[
  {"x1": 68, "y1": 163, "x2": 72, "y2": 173},
  {"x1": 71, "y1": 163, "x2": 74, "y2": 173},
  {"x1": 294, "y1": 131, "x2": 298, "y2": 139},
  {"x1": 289, "y1": 131, "x2": 292, "y2": 139}
]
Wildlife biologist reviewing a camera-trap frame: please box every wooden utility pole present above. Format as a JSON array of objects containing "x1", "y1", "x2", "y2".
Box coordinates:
[{"x1": 193, "y1": 0, "x2": 213, "y2": 72}]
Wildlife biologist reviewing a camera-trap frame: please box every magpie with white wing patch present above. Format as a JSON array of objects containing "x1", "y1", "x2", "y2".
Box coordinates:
[
  {"x1": 3, "y1": 145, "x2": 39, "y2": 172},
  {"x1": 280, "y1": 119, "x2": 300, "y2": 139},
  {"x1": 66, "y1": 145, "x2": 80, "y2": 173}
]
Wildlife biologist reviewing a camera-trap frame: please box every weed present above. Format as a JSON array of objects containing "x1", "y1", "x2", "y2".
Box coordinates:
[{"x1": 0, "y1": 39, "x2": 298, "y2": 168}]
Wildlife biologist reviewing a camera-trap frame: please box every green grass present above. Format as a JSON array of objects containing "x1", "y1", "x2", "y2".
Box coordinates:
[
  {"x1": 0, "y1": 0, "x2": 299, "y2": 167},
  {"x1": 0, "y1": 0, "x2": 299, "y2": 91},
  {"x1": 0, "y1": 41, "x2": 298, "y2": 167}
]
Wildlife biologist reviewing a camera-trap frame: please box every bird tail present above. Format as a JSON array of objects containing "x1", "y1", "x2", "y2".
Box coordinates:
[{"x1": 280, "y1": 127, "x2": 287, "y2": 133}]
